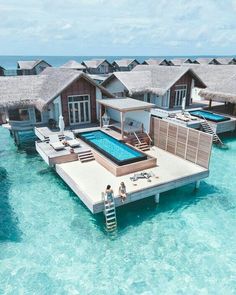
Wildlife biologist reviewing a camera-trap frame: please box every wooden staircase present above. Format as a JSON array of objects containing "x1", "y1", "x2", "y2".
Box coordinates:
[
  {"x1": 128, "y1": 132, "x2": 151, "y2": 151},
  {"x1": 78, "y1": 150, "x2": 95, "y2": 163},
  {"x1": 200, "y1": 120, "x2": 224, "y2": 146}
]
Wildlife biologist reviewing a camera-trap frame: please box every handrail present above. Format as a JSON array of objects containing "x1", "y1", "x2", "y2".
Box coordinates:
[
  {"x1": 200, "y1": 115, "x2": 225, "y2": 146},
  {"x1": 133, "y1": 131, "x2": 141, "y2": 144},
  {"x1": 145, "y1": 131, "x2": 153, "y2": 143}
]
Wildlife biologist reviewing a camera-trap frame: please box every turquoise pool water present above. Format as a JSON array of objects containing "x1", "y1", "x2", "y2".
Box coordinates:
[
  {"x1": 79, "y1": 130, "x2": 146, "y2": 165},
  {"x1": 0, "y1": 126, "x2": 236, "y2": 294},
  {"x1": 190, "y1": 110, "x2": 230, "y2": 122}
]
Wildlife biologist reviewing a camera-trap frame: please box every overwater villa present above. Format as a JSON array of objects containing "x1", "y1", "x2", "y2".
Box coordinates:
[
  {"x1": 102, "y1": 65, "x2": 206, "y2": 108},
  {"x1": 112, "y1": 59, "x2": 140, "y2": 72},
  {"x1": 81, "y1": 59, "x2": 113, "y2": 74},
  {"x1": 17, "y1": 59, "x2": 52, "y2": 75},
  {"x1": 142, "y1": 58, "x2": 170, "y2": 66},
  {"x1": 0, "y1": 67, "x2": 112, "y2": 143},
  {"x1": 60, "y1": 60, "x2": 86, "y2": 72}
]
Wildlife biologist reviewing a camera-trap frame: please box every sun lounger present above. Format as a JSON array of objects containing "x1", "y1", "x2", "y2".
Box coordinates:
[
  {"x1": 49, "y1": 134, "x2": 65, "y2": 151},
  {"x1": 176, "y1": 114, "x2": 190, "y2": 122},
  {"x1": 65, "y1": 131, "x2": 81, "y2": 148}
]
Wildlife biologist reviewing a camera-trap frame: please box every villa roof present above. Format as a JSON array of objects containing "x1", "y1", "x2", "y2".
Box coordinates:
[
  {"x1": 195, "y1": 58, "x2": 220, "y2": 65},
  {"x1": 189, "y1": 65, "x2": 236, "y2": 103},
  {"x1": 216, "y1": 58, "x2": 233, "y2": 65},
  {"x1": 102, "y1": 65, "x2": 206, "y2": 96},
  {"x1": 82, "y1": 59, "x2": 111, "y2": 69},
  {"x1": 113, "y1": 59, "x2": 139, "y2": 67},
  {"x1": 17, "y1": 59, "x2": 51, "y2": 70},
  {"x1": 97, "y1": 97, "x2": 155, "y2": 112},
  {"x1": 0, "y1": 68, "x2": 113, "y2": 110},
  {"x1": 142, "y1": 59, "x2": 169, "y2": 65},
  {"x1": 60, "y1": 60, "x2": 86, "y2": 70},
  {"x1": 170, "y1": 58, "x2": 192, "y2": 66}
]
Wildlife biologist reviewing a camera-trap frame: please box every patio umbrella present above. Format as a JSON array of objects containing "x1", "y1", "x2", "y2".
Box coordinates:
[
  {"x1": 58, "y1": 115, "x2": 65, "y2": 135},
  {"x1": 182, "y1": 96, "x2": 186, "y2": 113}
]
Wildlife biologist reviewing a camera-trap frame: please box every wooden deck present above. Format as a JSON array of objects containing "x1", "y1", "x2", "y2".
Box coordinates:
[{"x1": 55, "y1": 146, "x2": 209, "y2": 213}]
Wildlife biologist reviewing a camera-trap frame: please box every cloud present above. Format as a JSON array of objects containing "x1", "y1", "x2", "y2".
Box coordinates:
[{"x1": 0, "y1": 0, "x2": 236, "y2": 55}]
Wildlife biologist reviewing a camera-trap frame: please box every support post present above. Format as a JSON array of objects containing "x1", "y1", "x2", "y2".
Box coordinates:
[
  {"x1": 195, "y1": 180, "x2": 200, "y2": 190},
  {"x1": 100, "y1": 104, "x2": 102, "y2": 128},
  {"x1": 154, "y1": 193, "x2": 160, "y2": 203},
  {"x1": 120, "y1": 111, "x2": 124, "y2": 139},
  {"x1": 209, "y1": 99, "x2": 212, "y2": 109},
  {"x1": 13, "y1": 130, "x2": 20, "y2": 145}
]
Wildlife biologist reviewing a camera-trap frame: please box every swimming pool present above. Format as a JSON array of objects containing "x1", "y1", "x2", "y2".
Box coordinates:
[
  {"x1": 190, "y1": 110, "x2": 230, "y2": 122},
  {"x1": 78, "y1": 130, "x2": 147, "y2": 165}
]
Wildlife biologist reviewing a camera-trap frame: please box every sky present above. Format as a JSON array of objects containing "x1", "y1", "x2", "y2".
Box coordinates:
[{"x1": 0, "y1": 0, "x2": 236, "y2": 56}]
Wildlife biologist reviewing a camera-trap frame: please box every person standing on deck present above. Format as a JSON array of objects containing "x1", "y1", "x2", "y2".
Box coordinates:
[{"x1": 105, "y1": 185, "x2": 114, "y2": 206}]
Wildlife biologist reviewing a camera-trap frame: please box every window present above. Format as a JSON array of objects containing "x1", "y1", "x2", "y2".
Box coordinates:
[
  {"x1": 8, "y1": 108, "x2": 29, "y2": 121},
  {"x1": 174, "y1": 85, "x2": 187, "y2": 107}
]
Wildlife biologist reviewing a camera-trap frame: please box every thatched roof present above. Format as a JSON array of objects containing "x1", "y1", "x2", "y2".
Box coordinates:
[
  {"x1": 82, "y1": 59, "x2": 112, "y2": 69},
  {"x1": 102, "y1": 65, "x2": 206, "y2": 96},
  {"x1": 170, "y1": 58, "x2": 192, "y2": 66},
  {"x1": 0, "y1": 65, "x2": 5, "y2": 70},
  {"x1": 195, "y1": 58, "x2": 220, "y2": 65},
  {"x1": 17, "y1": 60, "x2": 51, "y2": 70},
  {"x1": 216, "y1": 58, "x2": 232, "y2": 65},
  {"x1": 0, "y1": 68, "x2": 113, "y2": 110},
  {"x1": 189, "y1": 65, "x2": 236, "y2": 102},
  {"x1": 112, "y1": 59, "x2": 139, "y2": 67},
  {"x1": 60, "y1": 60, "x2": 86, "y2": 70},
  {"x1": 142, "y1": 59, "x2": 169, "y2": 65}
]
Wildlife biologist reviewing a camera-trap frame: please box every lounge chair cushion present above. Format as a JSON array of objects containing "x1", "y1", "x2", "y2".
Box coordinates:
[
  {"x1": 50, "y1": 141, "x2": 65, "y2": 150},
  {"x1": 67, "y1": 139, "x2": 80, "y2": 148}
]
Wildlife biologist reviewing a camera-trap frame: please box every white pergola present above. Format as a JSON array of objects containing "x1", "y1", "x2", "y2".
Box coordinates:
[{"x1": 97, "y1": 98, "x2": 155, "y2": 139}]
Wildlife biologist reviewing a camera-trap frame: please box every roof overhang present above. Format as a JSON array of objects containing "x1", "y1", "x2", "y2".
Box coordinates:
[{"x1": 97, "y1": 97, "x2": 155, "y2": 112}]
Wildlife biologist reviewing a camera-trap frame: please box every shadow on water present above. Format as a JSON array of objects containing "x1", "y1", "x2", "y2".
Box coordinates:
[
  {"x1": 91, "y1": 181, "x2": 220, "y2": 235},
  {"x1": 0, "y1": 167, "x2": 22, "y2": 242}
]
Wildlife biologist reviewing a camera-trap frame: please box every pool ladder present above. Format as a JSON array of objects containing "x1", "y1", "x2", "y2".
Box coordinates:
[{"x1": 102, "y1": 192, "x2": 117, "y2": 232}]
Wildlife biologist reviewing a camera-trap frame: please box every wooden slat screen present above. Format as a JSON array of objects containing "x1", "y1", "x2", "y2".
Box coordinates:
[{"x1": 151, "y1": 117, "x2": 213, "y2": 169}]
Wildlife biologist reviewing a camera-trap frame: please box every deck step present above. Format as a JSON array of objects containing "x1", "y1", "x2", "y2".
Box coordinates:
[
  {"x1": 78, "y1": 150, "x2": 95, "y2": 163},
  {"x1": 200, "y1": 120, "x2": 225, "y2": 147}
]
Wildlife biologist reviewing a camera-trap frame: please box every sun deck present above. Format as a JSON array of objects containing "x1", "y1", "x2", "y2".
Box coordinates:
[{"x1": 55, "y1": 146, "x2": 208, "y2": 213}]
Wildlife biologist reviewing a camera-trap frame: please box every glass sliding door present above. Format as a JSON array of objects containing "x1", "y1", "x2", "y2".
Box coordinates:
[
  {"x1": 174, "y1": 85, "x2": 187, "y2": 107},
  {"x1": 68, "y1": 95, "x2": 91, "y2": 125}
]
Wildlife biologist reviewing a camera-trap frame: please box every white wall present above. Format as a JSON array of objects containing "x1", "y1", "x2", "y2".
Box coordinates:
[
  {"x1": 96, "y1": 88, "x2": 102, "y2": 120},
  {"x1": 107, "y1": 109, "x2": 151, "y2": 132},
  {"x1": 192, "y1": 87, "x2": 204, "y2": 101},
  {"x1": 104, "y1": 78, "x2": 127, "y2": 96}
]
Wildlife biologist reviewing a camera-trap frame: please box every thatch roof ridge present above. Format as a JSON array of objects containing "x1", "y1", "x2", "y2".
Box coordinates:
[{"x1": 60, "y1": 60, "x2": 86, "y2": 69}]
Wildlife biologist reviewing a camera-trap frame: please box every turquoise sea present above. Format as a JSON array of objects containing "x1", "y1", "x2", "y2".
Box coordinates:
[{"x1": 0, "y1": 127, "x2": 236, "y2": 294}]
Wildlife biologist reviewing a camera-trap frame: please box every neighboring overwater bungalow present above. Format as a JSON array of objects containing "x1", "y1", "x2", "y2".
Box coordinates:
[
  {"x1": 60, "y1": 60, "x2": 86, "y2": 72},
  {"x1": 112, "y1": 59, "x2": 139, "y2": 72},
  {"x1": 169, "y1": 58, "x2": 193, "y2": 66},
  {"x1": 102, "y1": 65, "x2": 206, "y2": 108},
  {"x1": 195, "y1": 58, "x2": 221, "y2": 65},
  {"x1": 0, "y1": 67, "x2": 113, "y2": 143},
  {"x1": 17, "y1": 59, "x2": 52, "y2": 75},
  {"x1": 142, "y1": 58, "x2": 170, "y2": 66},
  {"x1": 81, "y1": 59, "x2": 113, "y2": 74},
  {"x1": 0, "y1": 65, "x2": 5, "y2": 76}
]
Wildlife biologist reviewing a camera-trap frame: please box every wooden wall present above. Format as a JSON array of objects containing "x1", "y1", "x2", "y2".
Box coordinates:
[
  {"x1": 151, "y1": 117, "x2": 213, "y2": 169},
  {"x1": 61, "y1": 76, "x2": 97, "y2": 126}
]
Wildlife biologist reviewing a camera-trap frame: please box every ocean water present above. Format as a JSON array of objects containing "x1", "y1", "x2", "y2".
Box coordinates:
[
  {"x1": 0, "y1": 126, "x2": 236, "y2": 295},
  {"x1": 0, "y1": 55, "x2": 235, "y2": 69}
]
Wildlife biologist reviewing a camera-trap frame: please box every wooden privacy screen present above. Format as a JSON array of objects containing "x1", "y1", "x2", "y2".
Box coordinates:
[{"x1": 151, "y1": 117, "x2": 213, "y2": 169}]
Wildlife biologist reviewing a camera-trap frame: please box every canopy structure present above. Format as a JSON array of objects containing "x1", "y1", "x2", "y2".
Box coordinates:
[{"x1": 98, "y1": 97, "x2": 155, "y2": 139}]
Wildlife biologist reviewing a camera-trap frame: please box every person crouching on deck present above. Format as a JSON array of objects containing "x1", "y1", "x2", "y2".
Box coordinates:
[
  {"x1": 119, "y1": 182, "x2": 127, "y2": 203},
  {"x1": 105, "y1": 185, "x2": 114, "y2": 206}
]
